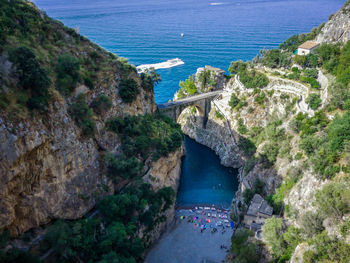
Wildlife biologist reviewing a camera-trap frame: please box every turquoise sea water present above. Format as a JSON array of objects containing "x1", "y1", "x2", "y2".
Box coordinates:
[
  {"x1": 33, "y1": 0, "x2": 344, "y2": 104},
  {"x1": 32, "y1": 0, "x2": 344, "y2": 206},
  {"x1": 177, "y1": 137, "x2": 239, "y2": 207}
]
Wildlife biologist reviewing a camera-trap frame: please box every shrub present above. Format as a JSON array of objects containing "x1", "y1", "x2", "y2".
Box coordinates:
[
  {"x1": 69, "y1": 94, "x2": 95, "y2": 137},
  {"x1": 254, "y1": 91, "x2": 266, "y2": 105},
  {"x1": 228, "y1": 60, "x2": 247, "y2": 75},
  {"x1": 215, "y1": 110, "x2": 224, "y2": 120},
  {"x1": 177, "y1": 75, "x2": 196, "y2": 98},
  {"x1": 230, "y1": 229, "x2": 259, "y2": 263},
  {"x1": 239, "y1": 70, "x2": 269, "y2": 89},
  {"x1": 91, "y1": 94, "x2": 112, "y2": 115},
  {"x1": 104, "y1": 153, "x2": 143, "y2": 180},
  {"x1": 237, "y1": 118, "x2": 248, "y2": 134},
  {"x1": 306, "y1": 93, "x2": 321, "y2": 110},
  {"x1": 118, "y1": 79, "x2": 140, "y2": 103},
  {"x1": 294, "y1": 152, "x2": 303, "y2": 160},
  {"x1": 56, "y1": 54, "x2": 80, "y2": 95},
  {"x1": 303, "y1": 68, "x2": 318, "y2": 79},
  {"x1": 303, "y1": 231, "x2": 350, "y2": 263},
  {"x1": 141, "y1": 69, "x2": 161, "y2": 92},
  {"x1": 262, "y1": 217, "x2": 285, "y2": 257},
  {"x1": 229, "y1": 93, "x2": 240, "y2": 109},
  {"x1": 9, "y1": 47, "x2": 51, "y2": 110},
  {"x1": 106, "y1": 114, "x2": 183, "y2": 161},
  {"x1": 300, "y1": 211, "x2": 324, "y2": 238},
  {"x1": 238, "y1": 137, "x2": 256, "y2": 158},
  {"x1": 315, "y1": 181, "x2": 350, "y2": 219}
]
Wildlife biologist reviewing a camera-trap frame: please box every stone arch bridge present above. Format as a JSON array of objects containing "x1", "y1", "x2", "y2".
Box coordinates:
[{"x1": 157, "y1": 90, "x2": 223, "y2": 126}]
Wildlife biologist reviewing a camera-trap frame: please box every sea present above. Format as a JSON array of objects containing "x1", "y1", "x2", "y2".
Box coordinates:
[
  {"x1": 32, "y1": 0, "x2": 344, "y2": 104},
  {"x1": 32, "y1": 0, "x2": 345, "y2": 207}
]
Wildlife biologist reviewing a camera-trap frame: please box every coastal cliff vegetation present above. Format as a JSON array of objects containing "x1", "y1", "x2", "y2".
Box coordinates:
[
  {"x1": 0, "y1": 1, "x2": 183, "y2": 262},
  {"x1": 227, "y1": 7, "x2": 350, "y2": 263}
]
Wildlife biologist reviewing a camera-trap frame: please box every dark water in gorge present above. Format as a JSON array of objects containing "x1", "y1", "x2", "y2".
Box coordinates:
[
  {"x1": 32, "y1": 0, "x2": 344, "y2": 207},
  {"x1": 176, "y1": 136, "x2": 239, "y2": 208}
]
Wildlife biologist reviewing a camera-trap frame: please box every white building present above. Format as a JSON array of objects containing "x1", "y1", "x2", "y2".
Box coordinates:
[{"x1": 297, "y1": 41, "x2": 320, "y2": 55}]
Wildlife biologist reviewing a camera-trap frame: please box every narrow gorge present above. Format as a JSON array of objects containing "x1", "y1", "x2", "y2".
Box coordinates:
[{"x1": 1, "y1": 0, "x2": 350, "y2": 263}]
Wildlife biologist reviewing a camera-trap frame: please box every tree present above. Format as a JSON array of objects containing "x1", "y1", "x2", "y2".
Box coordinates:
[
  {"x1": 229, "y1": 60, "x2": 247, "y2": 74},
  {"x1": 300, "y1": 211, "x2": 324, "y2": 238},
  {"x1": 91, "y1": 94, "x2": 112, "y2": 115},
  {"x1": 9, "y1": 47, "x2": 51, "y2": 110},
  {"x1": 178, "y1": 75, "x2": 197, "y2": 98},
  {"x1": 229, "y1": 93, "x2": 240, "y2": 109},
  {"x1": 141, "y1": 68, "x2": 161, "y2": 92},
  {"x1": 118, "y1": 79, "x2": 140, "y2": 103},
  {"x1": 306, "y1": 93, "x2": 321, "y2": 110},
  {"x1": 230, "y1": 229, "x2": 259, "y2": 263},
  {"x1": 293, "y1": 55, "x2": 307, "y2": 67},
  {"x1": 69, "y1": 94, "x2": 95, "y2": 137},
  {"x1": 262, "y1": 217, "x2": 285, "y2": 257},
  {"x1": 56, "y1": 54, "x2": 81, "y2": 95}
]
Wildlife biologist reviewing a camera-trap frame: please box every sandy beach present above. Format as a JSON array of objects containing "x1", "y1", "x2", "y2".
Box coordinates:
[{"x1": 145, "y1": 207, "x2": 233, "y2": 263}]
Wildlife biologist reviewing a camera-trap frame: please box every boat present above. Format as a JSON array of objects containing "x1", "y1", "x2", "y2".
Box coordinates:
[{"x1": 136, "y1": 58, "x2": 184, "y2": 73}]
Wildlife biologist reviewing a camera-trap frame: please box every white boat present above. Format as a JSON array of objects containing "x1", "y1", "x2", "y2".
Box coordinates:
[
  {"x1": 181, "y1": 33, "x2": 184, "y2": 37},
  {"x1": 136, "y1": 58, "x2": 184, "y2": 73}
]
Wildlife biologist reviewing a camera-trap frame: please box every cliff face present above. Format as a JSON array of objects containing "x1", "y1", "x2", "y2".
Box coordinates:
[
  {"x1": 315, "y1": 2, "x2": 350, "y2": 44},
  {"x1": 0, "y1": 1, "x2": 181, "y2": 238},
  {"x1": 0, "y1": 66, "x2": 156, "y2": 236}
]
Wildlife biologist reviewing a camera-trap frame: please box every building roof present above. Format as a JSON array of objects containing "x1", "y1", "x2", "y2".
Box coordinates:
[
  {"x1": 298, "y1": 41, "x2": 319, "y2": 50},
  {"x1": 246, "y1": 194, "x2": 273, "y2": 217}
]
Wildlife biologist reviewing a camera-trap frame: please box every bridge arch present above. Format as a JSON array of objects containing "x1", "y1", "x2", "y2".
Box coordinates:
[{"x1": 157, "y1": 90, "x2": 222, "y2": 127}]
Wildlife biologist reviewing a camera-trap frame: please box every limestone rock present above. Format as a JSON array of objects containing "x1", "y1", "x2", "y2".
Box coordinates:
[{"x1": 316, "y1": 3, "x2": 350, "y2": 44}]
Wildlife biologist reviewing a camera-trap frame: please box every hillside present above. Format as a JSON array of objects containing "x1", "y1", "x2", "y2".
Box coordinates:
[
  {"x1": 176, "y1": 2, "x2": 350, "y2": 262},
  {"x1": 0, "y1": 1, "x2": 183, "y2": 262}
]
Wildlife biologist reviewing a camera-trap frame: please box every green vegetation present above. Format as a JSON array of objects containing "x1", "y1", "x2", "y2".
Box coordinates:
[
  {"x1": 279, "y1": 24, "x2": 325, "y2": 52},
  {"x1": 0, "y1": 0, "x2": 139, "y2": 120},
  {"x1": 91, "y1": 94, "x2": 112, "y2": 115},
  {"x1": 303, "y1": 231, "x2": 350, "y2": 263},
  {"x1": 229, "y1": 61, "x2": 269, "y2": 89},
  {"x1": 228, "y1": 61, "x2": 247, "y2": 74},
  {"x1": 198, "y1": 69, "x2": 216, "y2": 91},
  {"x1": 259, "y1": 49, "x2": 293, "y2": 68},
  {"x1": 230, "y1": 229, "x2": 259, "y2": 263},
  {"x1": 262, "y1": 217, "x2": 303, "y2": 261},
  {"x1": 237, "y1": 118, "x2": 248, "y2": 134},
  {"x1": 119, "y1": 79, "x2": 140, "y2": 103},
  {"x1": 297, "y1": 111, "x2": 350, "y2": 179},
  {"x1": 56, "y1": 54, "x2": 81, "y2": 95},
  {"x1": 229, "y1": 93, "x2": 240, "y2": 109},
  {"x1": 8, "y1": 47, "x2": 51, "y2": 111},
  {"x1": 177, "y1": 75, "x2": 197, "y2": 98},
  {"x1": 40, "y1": 183, "x2": 175, "y2": 262},
  {"x1": 215, "y1": 110, "x2": 225, "y2": 120},
  {"x1": 306, "y1": 93, "x2": 321, "y2": 110},
  {"x1": 140, "y1": 69, "x2": 161, "y2": 92},
  {"x1": 239, "y1": 70, "x2": 269, "y2": 89},
  {"x1": 267, "y1": 168, "x2": 302, "y2": 214},
  {"x1": 242, "y1": 179, "x2": 265, "y2": 204},
  {"x1": 105, "y1": 114, "x2": 183, "y2": 181},
  {"x1": 69, "y1": 94, "x2": 95, "y2": 137},
  {"x1": 254, "y1": 91, "x2": 267, "y2": 105}
]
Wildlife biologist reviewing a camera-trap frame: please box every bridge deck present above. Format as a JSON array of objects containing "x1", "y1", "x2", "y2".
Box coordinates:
[{"x1": 157, "y1": 90, "x2": 222, "y2": 109}]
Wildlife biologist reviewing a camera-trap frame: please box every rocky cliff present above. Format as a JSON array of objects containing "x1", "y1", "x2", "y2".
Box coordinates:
[
  {"x1": 315, "y1": 1, "x2": 350, "y2": 44},
  {"x1": 0, "y1": 0, "x2": 183, "y2": 240}
]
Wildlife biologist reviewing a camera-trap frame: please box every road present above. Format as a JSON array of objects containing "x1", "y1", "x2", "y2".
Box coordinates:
[{"x1": 157, "y1": 90, "x2": 223, "y2": 109}]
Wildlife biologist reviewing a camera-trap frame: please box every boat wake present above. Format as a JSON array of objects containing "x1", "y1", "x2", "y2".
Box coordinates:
[
  {"x1": 136, "y1": 58, "x2": 184, "y2": 73},
  {"x1": 210, "y1": 2, "x2": 225, "y2": 6}
]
